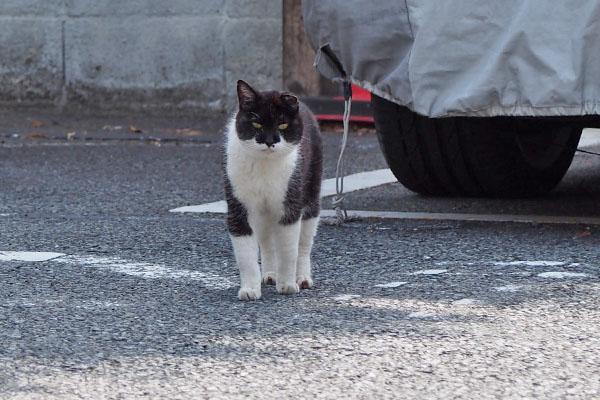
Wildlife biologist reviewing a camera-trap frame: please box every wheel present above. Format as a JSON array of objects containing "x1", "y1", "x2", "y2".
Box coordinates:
[{"x1": 372, "y1": 95, "x2": 583, "y2": 198}]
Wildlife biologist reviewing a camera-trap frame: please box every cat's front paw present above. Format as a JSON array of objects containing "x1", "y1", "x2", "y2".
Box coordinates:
[
  {"x1": 276, "y1": 281, "x2": 300, "y2": 295},
  {"x1": 262, "y1": 271, "x2": 277, "y2": 286},
  {"x1": 296, "y1": 275, "x2": 313, "y2": 290},
  {"x1": 238, "y1": 287, "x2": 261, "y2": 301}
]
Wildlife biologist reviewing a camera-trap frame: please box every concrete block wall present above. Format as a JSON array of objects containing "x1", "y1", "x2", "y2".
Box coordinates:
[{"x1": 0, "y1": 0, "x2": 283, "y2": 112}]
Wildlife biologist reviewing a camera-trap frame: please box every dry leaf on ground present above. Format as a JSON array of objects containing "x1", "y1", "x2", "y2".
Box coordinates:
[
  {"x1": 175, "y1": 129, "x2": 203, "y2": 137},
  {"x1": 129, "y1": 125, "x2": 143, "y2": 133},
  {"x1": 575, "y1": 230, "x2": 592, "y2": 238},
  {"x1": 23, "y1": 133, "x2": 50, "y2": 139}
]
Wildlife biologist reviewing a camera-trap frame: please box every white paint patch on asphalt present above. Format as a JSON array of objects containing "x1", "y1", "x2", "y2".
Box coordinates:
[
  {"x1": 169, "y1": 169, "x2": 396, "y2": 213},
  {"x1": 579, "y1": 128, "x2": 600, "y2": 149},
  {"x1": 453, "y1": 298, "x2": 481, "y2": 306},
  {"x1": 408, "y1": 311, "x2": 438, "y2": 319},
  {"x1": 52, "y1": 255, "x2": 235, "y2": 290},
  {"x1": 538, "y1": 272, "x2": 589, "y2": 279},
  {"x1": 170, "y1": 200, "x2": 227, "y2": 214},
  {"x1": 374, "y1": 281, "x2": 408, "y2": 288},
  {"x1": 76, "y1": 300, "x2": 125, "y2": 310},
  {"x1": 333, "y1": 294, "x2": 361, "y2": 301},
  {"x1": 494, "y1": 261, "x2": 566, "y2": 267},
  {"x1": 0, "y1": 251, "x2": 66, "y2": 262},
  {"x1": 412, "y1": 269, "x2": 447, "y2": 275},
  {"x1": 495, "y1": 284, "x2": 524, "y2": 292},
  {"x1": 0, "y1": 213, "x2": 10, "y2": 217}
]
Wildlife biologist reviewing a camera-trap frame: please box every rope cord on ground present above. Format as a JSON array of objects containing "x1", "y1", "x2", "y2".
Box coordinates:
[
  {"x1": 332, "y1": 82, "x2": 352, "y2": 224},
  {"x1": 576, "y1": 148, "x2": 600, "y2": 156}
]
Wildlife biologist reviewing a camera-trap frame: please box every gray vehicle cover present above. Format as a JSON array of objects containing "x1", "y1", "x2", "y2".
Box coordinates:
[{"x1": 302, "y1": 1, "x2": 600, "y2": 118}]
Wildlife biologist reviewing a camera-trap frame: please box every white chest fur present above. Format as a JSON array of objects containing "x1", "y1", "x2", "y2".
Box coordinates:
[{"x1": 226, "y1": 119, "x2": 298, "y2": 219}]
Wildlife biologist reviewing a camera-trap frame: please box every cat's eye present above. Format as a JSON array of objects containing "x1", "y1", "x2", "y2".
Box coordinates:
[
  {"x1": 278, "y1": 123, "x2": 288, "y2": 130},
  {"x1": 252, "y1": 122, "x2": 262, "y2": 129}
]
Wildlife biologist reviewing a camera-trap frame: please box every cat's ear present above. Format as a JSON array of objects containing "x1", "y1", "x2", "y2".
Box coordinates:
[
  {"x1": 280, "y1": 93, "x2": 299, "y2": 113},
  {"x1": 237, "y1": 80, "x2": 258, "y2": 111}
]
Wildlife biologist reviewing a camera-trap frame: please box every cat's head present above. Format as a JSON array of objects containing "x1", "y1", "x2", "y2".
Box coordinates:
[{"x1": 235, "y1": 80, "x2": 302, "y2": 156}]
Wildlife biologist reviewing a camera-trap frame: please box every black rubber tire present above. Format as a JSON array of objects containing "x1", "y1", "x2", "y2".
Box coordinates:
[{"x1": 372, "y1": 95, "x2": 583, "y2": 198}]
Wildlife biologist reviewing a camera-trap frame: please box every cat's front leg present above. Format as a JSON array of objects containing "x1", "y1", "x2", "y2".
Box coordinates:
[
  {"x1": 257, "y1": 232, "x2": 278, "y2": 286},
  {"x1": 230, "y1": 235, "x2": 261, "y2": 301},
  {"x1": 273, "y1": 220, "x2": 301, "y2": 294},
  {"x1": 253, "y1": 218, "x2": 278, "y2": 285},
  {"x1": 296, "y1": 216, "x2": 319, "y2": 289},
  {"x1": 225, "y1": 180, "x2": 261, "y2": 300}
]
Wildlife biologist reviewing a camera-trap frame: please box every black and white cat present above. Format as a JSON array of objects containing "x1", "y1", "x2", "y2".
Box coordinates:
[{"x1": 224, "y1": 80, "x2": 323, "y2": 301}]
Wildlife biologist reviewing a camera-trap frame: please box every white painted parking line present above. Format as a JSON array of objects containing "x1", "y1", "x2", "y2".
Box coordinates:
[
  {"x1": 319, "y1": 168, "x2": 396, "y2": 197},
  {"x1": 319, "y1": 209, "x2": 600, "y2": 225},
  {"x1": 169, "y1": 168, "x2": 397, "y2": 213},
  {"x1": 169, "y1": 163, "x2": 600, "y2": 224},
  {"x1": 170, "y1": 204, "x2": 600, "y2": 224},
  {"x1": 579, "y1": 128, "x2": 600, "y2": 149},
  {"x1": 0, "y1": 251, "x2": 65, "y2": 262}
]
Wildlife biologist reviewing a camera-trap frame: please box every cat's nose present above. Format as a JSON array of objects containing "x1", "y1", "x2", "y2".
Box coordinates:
[{"x1": 265, "y1": 137, "x2": 279, "y2": 148}]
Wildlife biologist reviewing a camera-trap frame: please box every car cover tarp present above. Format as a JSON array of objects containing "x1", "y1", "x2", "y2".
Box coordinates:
[{"x1": 302, "y1": 0, "x2": 600, "y2": 118}]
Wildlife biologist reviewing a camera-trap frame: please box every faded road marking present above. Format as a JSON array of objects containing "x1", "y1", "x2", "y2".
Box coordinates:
[
  {"x1": 53, "y1": 255, "x2": 236, "y2": 290},
  {"x1": 1, "y1": 251, "x2": 235, "y2": 290}
]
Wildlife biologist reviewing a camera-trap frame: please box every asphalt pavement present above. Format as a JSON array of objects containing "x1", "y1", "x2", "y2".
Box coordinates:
[{"x1": 1, "y1": 109, "x2": 600, "y2": 399}]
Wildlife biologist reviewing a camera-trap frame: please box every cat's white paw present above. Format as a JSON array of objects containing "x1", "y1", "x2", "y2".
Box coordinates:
[
  {"x1": 277, "y1": 281, "x2": 300, "y2": 295},
  {"x1": 238, "y1": 287, "x2": 261, "y2": 301},
  {"x1": 262, "y1": 271, "x2": 277, "y2": 286},
  {"x1": 296, "y1": 275, "x2": 313, "y2": 290}
]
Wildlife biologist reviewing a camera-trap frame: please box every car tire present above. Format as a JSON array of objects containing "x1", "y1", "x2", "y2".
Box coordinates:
[{"x1": 372, "y1": 95, "x2": 583, "y2": 198}]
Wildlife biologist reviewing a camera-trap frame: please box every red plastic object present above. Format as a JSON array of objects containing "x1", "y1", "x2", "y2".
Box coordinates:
[
  {"x1": 332, "y1": 85, "x2": 372, "y2": 101},
  {"x1": 314, "y1": 114, "x2": 374, "y2": 123},
  {"x1": 313, "y1": 84, "x2": 374, "y2": 123}
]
